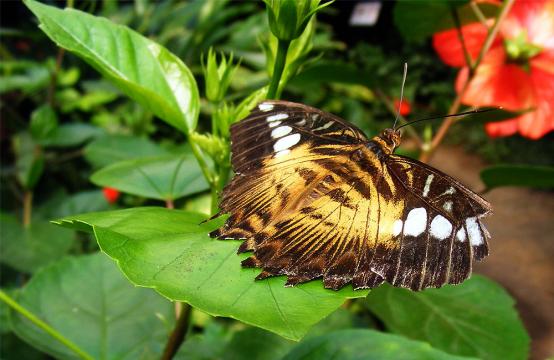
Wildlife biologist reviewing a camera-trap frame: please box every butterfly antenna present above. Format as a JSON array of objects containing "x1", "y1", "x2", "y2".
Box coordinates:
[
  {"x1": 396, "y1": 107, "x2": 501, "y2": 130},
  {"x1": 393, "y1": 62, "x2": 408, "y2": 130}
]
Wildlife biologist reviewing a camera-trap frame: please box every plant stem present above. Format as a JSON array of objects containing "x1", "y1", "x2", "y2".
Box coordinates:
[
  {"x1": 419, "y1": 0, "x2": 515, "y2": 163},
  {"x1": 0, "y1": 290, "x2": 93, "y2": 360},
  {"x1": 165, "y1": 199, "x2": 174, "y2": 209},
  {"x1": 267, "y1": 39, "x2": 290, "y2": 99},
  {"x1": 188, "y1": 139, "x2": 214, "y2": 186},
  {"x1": 451, "y1": 7, "x2": 473, "y2": 70},
  {"x1": 161, "y1": 302, "x2": 192, "y2": 360},
  {"x1": 22, "y1": 190, "x2": 33, "y2": 228}
]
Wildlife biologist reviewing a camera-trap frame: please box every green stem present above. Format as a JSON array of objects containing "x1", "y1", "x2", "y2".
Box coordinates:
[
  {"x1": 267, "y1": 39, "x2": 290, "y2": 99},
  {"x1": 0, "y1": 290, "x2": 93, "y2": 360},
  {"x1": 161, "y1": 303, "x2": 192, "y2": 360},
  {"x1": 188, "y1": 138, "x2": 214, "y2": 186},
  {"x1": 22, "y1": 190, "x2": 33, "y2": 228}
]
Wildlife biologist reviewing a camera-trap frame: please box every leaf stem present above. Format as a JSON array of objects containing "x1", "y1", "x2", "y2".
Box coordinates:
[
  {"x1": 161, "y1": 302, "x2": 192, "y2": 360},
  {"x1": 22, "y1": 190, "x2": 33, "y2": 228},
  {"x1": 419, "y1": 0, "x2": 515, "y2": 163},
  {"x1": 0, "y1": 290, "x2": 93, "y2": 360},
  {"x1": 188, "y1": 139, "x2": 214, "y2": 186},
  {"x1": 267, "y1": 39, "x2": 290, "y2": 99}
]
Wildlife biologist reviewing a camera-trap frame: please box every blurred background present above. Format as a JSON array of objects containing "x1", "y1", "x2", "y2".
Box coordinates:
[{"x1": 1, "y1": 1, "x2": 553, "y2": 359}]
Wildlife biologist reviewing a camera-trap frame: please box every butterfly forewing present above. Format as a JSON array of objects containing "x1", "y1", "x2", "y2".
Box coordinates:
[{"x1": 213, "y1": 100, "x2": 491, "y2": 291}]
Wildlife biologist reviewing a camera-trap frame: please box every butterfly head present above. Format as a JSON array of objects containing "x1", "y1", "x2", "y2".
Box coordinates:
[{"x1": 379, "y1": 128, "x2": 402, "y2": 151}]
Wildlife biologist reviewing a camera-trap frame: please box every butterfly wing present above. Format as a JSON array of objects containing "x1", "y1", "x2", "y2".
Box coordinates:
[{"x1": 213, "y1": 101, "x2": 491, "y2": 291}]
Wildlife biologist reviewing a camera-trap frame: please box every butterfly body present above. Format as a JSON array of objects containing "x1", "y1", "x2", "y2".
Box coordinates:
[{"x1": 212, "y1": 101, "x2": 491, "y2": 291}]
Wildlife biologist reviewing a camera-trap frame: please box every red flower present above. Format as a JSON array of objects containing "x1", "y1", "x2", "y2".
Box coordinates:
[
  {"x1": 394, "y1": 98, "x2": 412, "y2": 116},
  {"x1": 102, "y1": 187, "x2": 120, "y2": 204},
  {"x1": 433, "y1": 0, "x2": 554, "y2": 139}
]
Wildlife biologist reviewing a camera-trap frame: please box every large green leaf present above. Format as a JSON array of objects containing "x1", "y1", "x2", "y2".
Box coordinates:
[
  {"x1": 84, "y1": 135, "x2": 170, "y2": 168},
  {"x1": 55, "y1": 208, "x2": 369, "y2": 340},
  {"x1": 90, "y1": 154, "x2": 208, "y2": 201},
  {"x1": 25, "y1": 0, "x2": 200, "y2": 133},
  {"x1": 0, "y1": 214, "x2": 74, "y2": 273},
  {"x1": 40, "y1": 123, "x2": 104, "y2": 148},
  {"x1": 366, "y1": 276, "x2": 529, "y2": 360},
  {"x1": 10, "y1": 253, "x2": 173, "y2": 360},
  {"x1": 480, "y1": 165, "x2": 554, "y2": 190},
  {"x1": 282, "y1": 329, "x2": 475, "y2": 360}
]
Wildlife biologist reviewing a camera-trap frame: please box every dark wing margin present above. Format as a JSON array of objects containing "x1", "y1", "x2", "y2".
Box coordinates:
[
  {"x1": 384, "y1": 154, "x2": 492, "y2": 289},
  {"x1": 229, "y1": 100, "x2": 368, "y2": 174}
]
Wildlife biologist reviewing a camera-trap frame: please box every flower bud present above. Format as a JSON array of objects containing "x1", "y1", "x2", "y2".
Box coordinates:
[
  {"x1": 264, "y1": 0, "x2": 333, "y2": 41},
  {"x1": 201, "y1": 48, "x2": 240, "y2": 103}
]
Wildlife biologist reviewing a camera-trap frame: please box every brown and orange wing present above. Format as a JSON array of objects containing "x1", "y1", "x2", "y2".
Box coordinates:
[{"x1": 212, "y1": 100, "x2": 491, "y2": 291}]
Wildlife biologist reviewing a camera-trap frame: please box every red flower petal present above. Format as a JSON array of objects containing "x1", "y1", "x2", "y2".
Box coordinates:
[
  {"x1": 517, "y1": 64, "x2": 554, "y2": 139},
  {"x1": 103, "y1": 187, "x2": 120, "y2": 204},
  {"x1": 501, "y1": 0, "x2": 554, "y2": 51},
  {"x1": 433, "y1": 21, "x2": 495, "y2": 68},
  {"x1": 485, "y1": 119, "x2": 519, "y2": 137},
  {"x1": 455, "y1": 45, "x2": 535, "y2": 110}
]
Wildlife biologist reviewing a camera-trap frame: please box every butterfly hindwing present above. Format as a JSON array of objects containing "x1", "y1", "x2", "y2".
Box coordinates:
[{"x1": 213, "y1": 100, "x2": 492, "y2": 291}]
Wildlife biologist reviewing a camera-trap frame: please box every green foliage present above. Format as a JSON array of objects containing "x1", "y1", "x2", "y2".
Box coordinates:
[
  {"x1": 282, "y1": 329, "x2": 475, "y2": 360},
  {"x1": 481, "y1": 165, "x2": 554, "y2": 190},
  {"x1": 55, "y1": 208, "x2": 368, "y2": 341},
  {"x1": 366, "y1": 277, "x2": 530, "y2": 360},
  {"x1": 83, "y1": 135, "x2": 171, "y2": 169},
  {"x1": 10, "y1": 253, "x2": 174, "y2": 359},
  {"x1": 90, "y1": 154, "x2": 208, "y2": 201},
  {"x1": 0, "y1": 214, "x2": 74, "y2": 273},
  {"x1": 25, "y1": 0, "x2": 200, "y2": 133},
  {"x1": 1, "y1": 0, "x2": 544, "y2": 358}
]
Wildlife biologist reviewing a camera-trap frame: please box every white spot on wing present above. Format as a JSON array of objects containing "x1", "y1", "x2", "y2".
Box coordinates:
[
  {"x1": 423, "y1": 174, "x2": 434, "y2": 197},
  {"x1": 466, "y1": 217, "x2": 483, "y2": 245},
  {"x1": 403, "y1": 207, "x2": 427, "y2": 237},
  {"x1": 274, "y1": 149, "x2": 290, "y2": 158},
  {"x1": 456, "y1": 227, "x2": 466, "y2": 242},
  {"x1": 392, "y1": 219, "x2": 403, "y2": 237},
  {"x1": 271, "y1": 126, "x2": 292, "y2": 138},
  {"x1": 442, "y1": 186, "x2": 456, "y2": 196},
  {"x1": 273, "y1": 133, "x2": 301, "y2": 152},
  {"x1": 267, "y1": 113, "x2": 288, "y2": 122},
  {"x1": 430, "y1": 215, "x2": 452, "y2": 240},
  {"x1": 314, "y1": 121, "x2": 334, "y2": 131},
  {"x1": 268, "y1": 121, "x2": 281, "y2": 128},
  {"x1": 443, "y1": 201, "x2": 453, "y2": 213},
  {"x1": 259, "y1": 103, "x2": 274, "y2": 111},
  {"x1": 295, "y1": 119, "x2": 307, "y2": 126}
]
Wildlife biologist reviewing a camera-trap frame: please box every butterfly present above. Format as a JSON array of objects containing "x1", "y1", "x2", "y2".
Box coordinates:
[{"x1": 211, "y1": 100, "x2": 491, "y2": 291}]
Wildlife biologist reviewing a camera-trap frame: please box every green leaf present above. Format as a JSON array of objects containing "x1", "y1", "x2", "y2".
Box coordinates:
[
  {"x1": 34, "y1": 190, "x2": 110, "y2": 220},
  {"x1": 25, "y1": 0, "x2": 200, "y2": 133},
  {"x1": 0, "y1": 214, "x2": 74, "y2": 273},
  {"x1": 30, "y1": 105, "x2": 58, "y2": 142},
  {"x1": 223, "y1": 327, "x2": 295, "y2": 360},
  {"x1": 40, "y1": 123, "x2": 104, "y2": 147},
  {"x1": 0, "y1": 61, "x2": 50, "y2": 94},
  {"x1": 282, "y1": 329, "x2": 475, "y2": 360},
  {"x1": 13, "y1": 132, "x2": 44, "y2": 189},
  {"x1": 10, "y1": 253, "x2": 174, "y2": 359},
  {"x1": 176, "y1": 321, "x2": 231, "y2": 360},
  {"x1": 90, "y1": 154, "x2": 208, "y2": 201},
  {"x1": 480, "y1": 165, "x2": 554, "y2": 190},
  {"x1": 55, "y1": 208, "x2": 368, "y2": 340},
  {"x1": 366, "y1": 276, "x2": 530, "y2": 360},
  {"x1": 84, "y1": 135, "x2": 170, "y2": 168}
]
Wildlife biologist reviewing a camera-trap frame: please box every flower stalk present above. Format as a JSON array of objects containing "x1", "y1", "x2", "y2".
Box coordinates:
[
  {"x1": 419, "y1": 0, "x2": 515, "y2": 163},
  {"x1": 267, "y1": 39, "x2": 290, "y2": 99}
]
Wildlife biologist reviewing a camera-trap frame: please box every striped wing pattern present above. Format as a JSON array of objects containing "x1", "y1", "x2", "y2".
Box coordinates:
[{"x1": 212, "y1": 101, "x2": 491, "y2": 291}]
